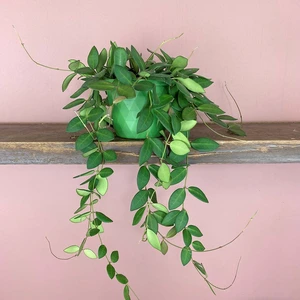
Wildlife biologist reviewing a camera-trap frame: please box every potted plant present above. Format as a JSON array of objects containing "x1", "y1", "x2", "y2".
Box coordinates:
[{"x1": 18, "y1": 32, "x2": 249, "y2": 299}]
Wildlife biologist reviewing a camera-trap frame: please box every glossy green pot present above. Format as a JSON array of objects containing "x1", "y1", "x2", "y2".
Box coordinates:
[{"x1": 110, "y1": 81, "x2": 168, "y2": 139}]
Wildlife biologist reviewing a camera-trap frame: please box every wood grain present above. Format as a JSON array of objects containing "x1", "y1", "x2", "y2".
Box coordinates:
[{"x1": 0, "y1": 123, "x2": 299, "y2": 164}]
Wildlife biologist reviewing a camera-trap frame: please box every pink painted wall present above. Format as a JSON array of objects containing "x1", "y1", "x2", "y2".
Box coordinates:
[{"x1": 1, "y1": 1, "x2": 300, "y2": 299}]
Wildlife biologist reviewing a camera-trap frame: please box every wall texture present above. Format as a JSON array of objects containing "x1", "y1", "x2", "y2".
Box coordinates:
[{"x1": 1, "y1": 1, "x2": 300, "y2": 299}]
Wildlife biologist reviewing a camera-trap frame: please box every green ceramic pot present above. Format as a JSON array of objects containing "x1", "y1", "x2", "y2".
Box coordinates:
[{"x1": 110, "y1": 81, "x2": 168, "y2": 139}]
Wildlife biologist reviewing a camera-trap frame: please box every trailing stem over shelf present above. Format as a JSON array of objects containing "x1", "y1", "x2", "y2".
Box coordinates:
[{"x1": 0, "y1": 122, "x2": 299, "y2": 165}]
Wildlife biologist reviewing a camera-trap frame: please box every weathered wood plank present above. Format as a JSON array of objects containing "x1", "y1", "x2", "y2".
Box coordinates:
[{"x1": 0, "y1": 123, "x2": 299, "y2": 164}]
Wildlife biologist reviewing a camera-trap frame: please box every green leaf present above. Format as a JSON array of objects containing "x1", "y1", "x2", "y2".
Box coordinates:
[
  {"x1": 131, "y1": 45, "x2": 145, "y2": 71},
  {"x1": 66, "y1": 116, "x2": 86, "y2": 133},
  {"x1": 88, "y1": 46, "x2": 99, "y2": 69},
  {"x1": 114, "y1": 47, "x2": 128, "y2": 67},
  {"x1": 137, "y1": 109, "x2": 154, "y2": 134},
  {"x1": 62, "y1": 73, "x2": 76, "y2": 92},
  {"x1": 86, "y1": 80, "x2": 115, "y2": 91},
  {"x1": 192, "y1": 240, "x2": 205, "y2": 252},
  {"x1": 134, "y1": 81, "x2": 154, "y2": 91},
  {"x1": 76, "y1": 67, "x2": 95, "y2": 75},
  {"x1": 191, "y1": 138, "x2": 219, "y2": 152},
  {"x1": 132, "y1": 206, "x2": 146, "y2": 226},
  {"x1": 193, "y1": 260, "x2": 207, "y2": 277},
  {"x1": 153, "y1": 109, "x2": 173, "y2": 133},
  {"x1": 68, "y1": 60, "x2": 85, "y2": 71},
  {"x1": 116, "y1": 274, "x2": 128, "y2": 285},
  {"x1": 147, "y1": 214, "x2": 158, "y2": 233},
  {"x1": 227, "y1": 123, "x2": 246, "y2": 136},
  {"x1": 107, "y1": 264, "x2": 115, "y2": 279},
  {"x1": 123, "y1": 285, "x2": 131, "y2": 300},
  {"x1": 172, "y1": 132, "x2": 190, "y2": 147},
  {"x1": 64, "y1": 245, "x2": 79, "y2": 254},
  {"x1": 139, "y1": 139, "x2": 153, "y2": 165},
  {"x1": 170, "y1": 140, "x2": 190, "y2": 155},
  {"x1": 188, "y1": 186, "x2": 209, "y2": 203},
  {"x1": 114, "y1": 65, "x2": 132, "y2": 85},
  {"x1": 96, "y1": 212, "x2": 113, "y2": 223},
  {"x1": 161, "y1": 240, "x2": 168, "y2": 255},
  {"x1": 74, "y1": 204, "x2": 87, "y2": 214},
  {"x1": 218, "y1": 114, "x2": 237, "y2": 121},
  {"x1": 158, "y1": 163, "x2": 170, "y2": 183},
  {"x1": 148, "y1": 164, "x2": 159, "y2": 179},
  {"x1": 75, "y1": 133, "x2": 94, "y2": 151},
  {"x1": 181, "y1": 120, "x2": 197, "y2": 131},
  {"x1": 162, "y1": 210, "x2": 180, "y2": 226},
  {"x1": 182, "y1": 107, "x2": 196, "y2": 120},
  {"x1": 87, "y1": 107, "x2": 104, "y2": 122},
  {"x1": 98, "y1": 245, "x2": 107, "y2": 259},
  {"x1": 137, "y1": 166, "x2": 150, "y2": 190},
  {"x1": 89, "y1": 228, "x2": 100, "y2": 236},
  {"x1": 73, "y1": 170, "x2": 95, "y2": 179},
  {"x1": 166, "y1": 226, "x2": 177, "y2": 238},
  {"x1": 160, "y1": 49, "x2": 173, "y2": 64},
  {"x1": 87, "y1": 152, "x2": 102, "y2": 169},
  {"x1": 198, "y1": 104, "x2": 225, "y2": 115},
  {"x1": 83, "y1": 248, "x2": 97, "y2": 259},
  {"x1": 153, "y1": 211, "x2": 167, "y2": 224},
  {"x1": 130, "y1": 190, "x2": 149, "y2": 211},
  {"x1": 63, "y1": 98, "x2": 85, "y2": 110},
  {"x1": 103, "y1": 150, "x2": 117, "y2": 162},
  {"x1": 96, "y1": 128, "x2": 115, "y2": 142},
  {"x1": 110, "y1": 250, "x2": 119, "y2": 263},
  {"x1": 151, "y1": 203, "x2": 168, "y2": 214},
  {"x1": 146, "y1": 229, "x2": 161, "y2": 251},
  {"x1": 181, "y1": 246, "x2": 192, "y2": 266},
  {"x1": 175, "y1": 210, "x2": 189, "y2": 232},
  {"x1": 171, "y1": 114, "x2": 181, "y2": 134},
  {"x1": 70, "y1": 86, "x2": 88, "y2": 98},
  {"x1": 193, "y1": 76, "x2": 214, "y2": 88},
  {"x1": 183, "y1": 229, "x2": 192, "y2": 247},
  {"x1": 170, "y1": 167, "x2": 187, "y2": 185},
  {"x1": 171, "y1": 56, "x2": 188, "y2": 69},
  {"x1": 117, "y1": 84, "x2": 136, "y2": 98},
  {"x1": 148, "y1": 188, "x2": 157, "y2": 203},
  {"x1": 149, "y1": 138, "x2": 164, "y2": 158},
  {"x1": 76, "y1": 189, "x2": 91, "y2": 197},
  {"x1": 168, "y1": 188, "x2": 186, "y2": 210},
  {"x1": 99, "y1": 167, "x2": 114, "y2": 178},
  {"x1": 70, "y1": 212, "x2": 90, "y2": 223},
  {"x1": 187, "y1": 225, "x2": 203, "y2": 237},
  {"x1": 177, "y1": 78, "x2": 205, "y2": 93},
  {"x1": 95, "y1": 177, "x2": 108, "y2": 196},
  {"x1": 96, "y1": 48, "x2": 107, "y2": 72}
]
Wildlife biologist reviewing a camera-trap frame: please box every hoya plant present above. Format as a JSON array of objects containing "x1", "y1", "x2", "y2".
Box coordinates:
[{"x1": 17, "y1": 30, "x2": 249, "y2": 299}]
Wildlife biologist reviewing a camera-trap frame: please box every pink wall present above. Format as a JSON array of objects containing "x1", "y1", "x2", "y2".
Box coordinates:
[{"x1": 1, "y1": 1, "x2": 300, "y2": 299}]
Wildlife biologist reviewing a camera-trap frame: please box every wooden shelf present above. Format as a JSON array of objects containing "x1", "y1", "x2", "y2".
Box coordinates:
[{"x1": 0, "y1": 122, "x2": 299, "y2": 164}]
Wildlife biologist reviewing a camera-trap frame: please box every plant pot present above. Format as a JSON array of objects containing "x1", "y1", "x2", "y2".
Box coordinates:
[{"x1": 111, "y1": 81, "x2": 167, "y2": 139}]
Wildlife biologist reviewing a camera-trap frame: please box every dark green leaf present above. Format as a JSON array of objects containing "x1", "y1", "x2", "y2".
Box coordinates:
[
  {"x1": 99, "y1": 167, "x2": 114, "y2": 178},
  {"x1": 192, "y1": 240, "x2": 205, "y2": 252},
  {"x1": 137, "y1": 166, "x2": 150, "y2": 190},
  {"x1": 132, "y1": 206, "x2": 146, "y2": 225},
  {"x1": 193, "y1": 76, "x2": 214, "y2": 88},
  {"x1": 98, "y1": 245, "x2": 107, "y2": 259},
  {"x1": 123, "y1": 285, "x2": 131, "y2": 300},
  {"x1": 218, "y1": 114, "x2": 238, "y2": 121},
  {"x1": 114, "y1": 47, "x2": 128, "y2": 67},
  {"x1": 148, "y1": 188, "x2": 157, "y2": 203},
  {"x1": 74, "y1": 204, "x2": 87, "y2": 214},
  {"x1": 114, "y1": 65, "x2": 132, "y2": 85},
  {"x1": 181, "y1": 246, "x2": 192, "y2": 266},
  {"x1": 153, "y1": 211, "x2": 167, "y2": 224},
  {"x1": 70, "y1": 86, "x2": 88, "y2": 99},
  {"x1": 62, "y1": 73, "x2": 76, "y2": 92},
  {"x1": 130, "y1": 190, "x2": 149, "y2": 211},
  {"x1": 175, "y1": 210, "x2": 189, "y2": 232},
  {"x1": 68, "y1": 60, "x2": 85, "y2": 71},
  {"x1": 152, "y1": 110, "x2": 173, "y2": 133},
  {"x1": 107, "y1": 264, "x2": 115, "y2": 279},
  {"x1": 168, "y1": 188, "x2": 186, "y2": 210},
  {"x1": 110, "y1": 250, "x2": 119, "y2": 263},
  {"x1": 175, "y1": 81, "x2": 191, "y2": 98},
  {"x1": 96, "y1": 212, "x2": 113, "y2": 223},
  {"x1": 170, "y1": 167, "x2": 187, "y2": 185},
  {"x1": 227, "y1": 123, "x2": 246, "y2": 136},
  {"x1": 147, "y1": 214, "x2": 158, "y2": 233},
  {"x1": 183, "y1": 229, "x2": 192, "y2": 247},
  {"x1": 117, "y1": 84, "x2": 136, "y2": 98},
  {"x1": 171, "y1": 114, "x2": 181, "y2": 135},
  {"x1": 160, "y1": 49, "x2": 173, "y2": 64},
  {"x1": 76, "y1": 67, "x2": 95, "y2": 75},
  {"x1": 134, "y1": 81, "x2": 154, "y2": 91},
  {"x1": 75, "y1": 133, "x2": 94, "y2": 151},
  {"x1": 103, "y1": 150, "x2": 117, "y2": 162},
  {"x1": 162, "y1": 210, "x2": 180, "y2": 226},
  {"x1": 187, "y1": 225, "x2": 203, "y2": 237},
  {"x1": 166, "y1": 226, "x2": 177, "y2": 238},
  {"x1": 131, "y1": 45, "x2": 145, "y2": 71},
  {"x1": 137, "y1": 109, "x2": 154, "y2": 134},
  {"x1": 63, "y1": 98, "x2": 85, "y2": 110},
  {"x1": 193, "y1": 260, "x2": 207, "y2": 276},
  {"x1": 66, "y1": 116, "x2": 86, "y2": 133},
  {"x1": 96, "y1": 128, "x2": 115, "y2": 142},
  {"x1": 87, "y1": 152, "x2": 102, "y2": 169},
  {"x1": 116, "y1": 274, "x2": 128, "y2": 285},
  {"x1": 182, "y1": 107, "x2": 196, "y2": 120},
  {"x1": 87, "y1": 107, "x2": 104, "y2": 122},
  {"x1": 88, "y1": 46, "x2": 99, "y2": 69},
  {"x1": 89, "y1": 228, "x2": 100, "y2": 236},
  {"x1": 139, "y1": 139, "x2": 152, "y2": 165},
  {"x1": 191, "y1": 138, "x2": 219, "y2": 152},
  {"x1": 148, "y1": 164, "x2": 159, "y2": 179},
  {"x1": 96, "y1": 48, "x2": 107, "y2": 72},
  {"x1": 86, "y1": 80, "x2": 115, "y2": 91},
  {"x1": 198, "y1": 104, "x2": 225, "y2": 115},
  {"x1": 188, "y1": 186, "x2": 209, "y2": 203},
  {"x1": 149, "y1": 138, "x2": 165, "y2": 158}
]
